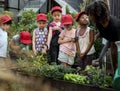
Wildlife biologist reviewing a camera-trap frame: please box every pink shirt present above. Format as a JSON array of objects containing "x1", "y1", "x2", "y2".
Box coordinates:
[{"x1": 59, "y1": 28, "x2": 76, "y2": 56}]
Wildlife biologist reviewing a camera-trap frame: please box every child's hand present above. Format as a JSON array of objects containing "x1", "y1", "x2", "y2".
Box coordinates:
[
  {"x1": 80, "y1": 53, "x2": 86, "y2": 59},
  {"x1": 42, "y1": 49, "x2": 46, "y2": 55},
  {"x1": 52, "y1": 26, "x2": 61, "y2": 31},
  {"x1": 74, "y1": 37, "x2": 78, "y2": 42},
  {"x1": 67, "y1": 38, "x2": 75, "y2": 42},
  {"x1": 64, "y1": 38, "x2": 71, "y2": 42},
  {"x1": 33, "y1": 50, "x2": 37, "y2": 56},
  {"x1": 71, "y1": 38, "x2": 76, "y2": 42}
]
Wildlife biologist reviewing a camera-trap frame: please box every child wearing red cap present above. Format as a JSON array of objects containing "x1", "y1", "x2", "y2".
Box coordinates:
[
  {"x1": 47, "y1": 6, "x2": 63, "y2": 64},
  {"x1": 0, "y1": 14, "x2": 12, "y2": 63},
  {"x1": 58, "y1": 14, "x2": 76, "y2": 67},
  {"x1": 32, "y1": 13, "x2": 48, "y2": 56},
  {"x1": 75, "y1": 11, "x2": 95, "y2": 70},
  {"x1": 9, "y1": 30, "x2": 32, "y2": 60}
]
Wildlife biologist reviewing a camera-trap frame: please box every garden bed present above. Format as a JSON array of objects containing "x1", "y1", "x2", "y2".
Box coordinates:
[
  {"x1": 46, "y1": 78, "x2": 119, "y2": 91},
  {"x1": 13, "y1": 56, "x2": 118, "y2": 91},
  {"x1": 12, "y1": 70, "x2": 119, "y2": 91}
]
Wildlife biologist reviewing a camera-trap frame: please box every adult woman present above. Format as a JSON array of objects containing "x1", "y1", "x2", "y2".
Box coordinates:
[{"x1": 85, "y1": 0, "x2": 120, "y2": 71}]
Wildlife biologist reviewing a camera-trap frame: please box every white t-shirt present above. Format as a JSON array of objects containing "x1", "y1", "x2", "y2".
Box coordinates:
[
  {"x1": 0, "y1": 28, "x2": 8, "y2": 57},
  {"x1": 78, "y1": 27, "x2": 95, "y2": 55}
]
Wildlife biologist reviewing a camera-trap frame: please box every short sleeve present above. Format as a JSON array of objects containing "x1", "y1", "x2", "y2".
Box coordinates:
[{"x1": 49, "y1": 22, "x2": 56, "y2": 27}]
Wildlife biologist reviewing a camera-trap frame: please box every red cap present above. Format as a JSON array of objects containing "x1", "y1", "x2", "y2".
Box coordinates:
[
  {"x1": 76, "y1": 11, "x2": 87, "y2": 22},
  {"x1": 62, "y1": 14, "x2": 73, "y2": 25},
  {"x1": 36, "y1": 13, "x2": 47, "y2": 21},
  {"x1": 51, "y1": 6, "x2": 62, "y2": 13},
  {"x1": 0, "y1": 14, "x2": 12, "y2": 23},
  {"x1": 20, "y1": 31, "x2": 32, "y2": 44}
]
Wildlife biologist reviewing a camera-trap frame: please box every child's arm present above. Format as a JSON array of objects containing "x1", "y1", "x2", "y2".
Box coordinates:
[
  {"x1": 9, "y1": 39, "x2": 21, "y2": 53},
  {"x1": 58, "y1": 37, "x2": 72, "y2": 44},
  {"x1": 46, "y1": 27, "x2": 52, "y2": 49},
  {"x1": 49, "y1": 22, "x2": 63, "y2": 32},
  {"x1": 32, "y1": 30, "x2": 37, "y2": 55},
  {"x1": 75, "y1": 38, "x2": 81, "y2": 57},
  {"x1": 52, "y1": 26, "x2": 62, "y2": 32},
  {"x1": 58, "y1": 37, "x2": 66, "y2": 44},
  {"x1": 83, "y1": 29, "x2": 94, "y2": 56}
]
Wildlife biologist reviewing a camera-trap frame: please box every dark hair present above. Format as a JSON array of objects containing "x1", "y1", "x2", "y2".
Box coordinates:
[
  {"x1": 85, "y1": 0, "x2": 110, "y2": 22},
  {"x1": 4, "y1": 20, "x2": 12, "y2": 25}
]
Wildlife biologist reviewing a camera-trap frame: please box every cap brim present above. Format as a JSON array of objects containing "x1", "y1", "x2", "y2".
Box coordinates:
[
  {"x1": 63, "y1": 22, "x2": 73, "y2": 25},
  {"x1": 21, "y1": 40, "x2": 32, "y2": 44},
  {"x1": 37, "y1": 19, "x2": 47, "y2": 21},
  {"x1": 51, "y1": 9, "x2": 62, "y2": 13}
]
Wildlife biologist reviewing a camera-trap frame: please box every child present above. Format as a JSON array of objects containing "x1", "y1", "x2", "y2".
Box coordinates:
[
  {"x1": 9, "y1": 30, "x2": 32, "y2": 60},
  {"x1": 58, "y1": 14, "x2": 76, "y2": 67},
  {"x1": 75, "y1": 11, "x2": 95, "y2": 70},
  {"x1": 47, "y1": 6, "x2": 63, "y2": 64},
  {"x1": 0, "y1": 14, "x2": 12, "y2": 63},
  {"x1": 32, "y1": 13, "x2": 48, "y2": 56}
]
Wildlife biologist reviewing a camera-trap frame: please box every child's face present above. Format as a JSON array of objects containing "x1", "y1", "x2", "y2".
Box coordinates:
[
  {"x1": 64, "y1": 24, "x2": 72, "y2": 31},
  {"x1": 52, "y1": 11, "x2": 62, "y2": 22},
  {"x1": 37, "y1": 20, "x2": 47, "y2": 29},
  {"x1": 1, "y1": 24, "x2": 11, "y2": 31},
  {"x1": 78, "y1": 14, "x2": 89, "y2": 25}
]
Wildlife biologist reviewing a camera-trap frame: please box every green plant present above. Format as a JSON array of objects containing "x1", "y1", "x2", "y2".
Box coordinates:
[
  {"x1": 64, "y1": 73, "x2": 86, "y2": 84},
  {"x1": 85, "y1": 65, "x2": 112, "y2": 88},
  {"x1": 66, "y1": 5, "x2": 70, "y2": 14},
  {"x1": 2, "y1": 10, "x2": 14, "y2": 18},
  {"x1": 79, "y1": 0, "x2": 94, "y2": 11},
  {"x1": 64, "y1": 65, "x2": 113, "y2": 88},
  {"x1": 39, "y1": 64, "x2": 76, "y2": 79},
  {"x1": 47, "y1": 12, "x2": 53, "y2": 22},
  {"x1": 17, "y1": 54, "x2": 48, "y2": 75},
  {"x1": 17, "y1": 9, "x2": 37, "y2": 33},
  {"x1": 79, "y1": 0, "x2": 88, "y2": 11}
]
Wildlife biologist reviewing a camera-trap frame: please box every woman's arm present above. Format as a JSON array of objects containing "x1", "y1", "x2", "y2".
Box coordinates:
[{"x1": 95, "y1": 32, "x2": 101, "y2": 41}]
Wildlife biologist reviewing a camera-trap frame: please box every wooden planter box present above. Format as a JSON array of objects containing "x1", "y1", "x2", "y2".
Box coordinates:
[
  {"x1": 13, "y1": 70, "x2": 119, "y2": 91},
  {"x1": 46, "y1": 78, "x2": 119, "y2": 91}
]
